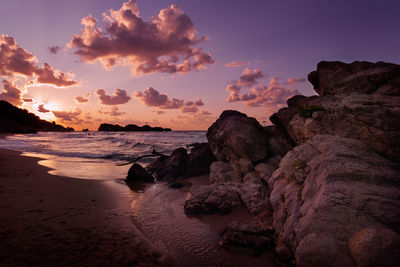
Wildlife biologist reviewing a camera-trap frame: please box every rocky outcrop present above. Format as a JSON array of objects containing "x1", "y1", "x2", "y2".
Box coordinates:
[
  {"x1": 0, "y1": 100, "x2": 74, "y2": 133},
  {"x1": 308, "y1": 61, "x2": 400, "y2": 96},
  {"x1": 98, "y1": 123, "x2": 171, "y2": 132},
  {"x1": 268, "y1": 135, "x2": 400, "y2": 265},
  {"x1": 186, "y1": 143, "x2": 216, "y2": 177},
  {"x1": 147, "y1": 148, "x2": 187, "y2": 181},
  {"x1": 184, "y1": 184, "x2": 242, "y2": 215},
  {"x1": 219, "y1": 221, "x2": 274, "y2": 252},
  {"x1": 126, "y1": 163, "x2": 154, "y2": 183}
]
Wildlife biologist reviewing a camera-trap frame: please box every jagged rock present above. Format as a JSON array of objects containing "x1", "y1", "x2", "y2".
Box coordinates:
[
  {"x1": 308, "y1": 61, "x2": 400, "y2": 96},
  {"x1": 271, "y1": 92, "x2": 400, "y2": 160},
  {"x1": 219, "y1": 221, "x2": 274, "y2": 252},
  {"x1": 184, "y1": 183, "x2": 242, "y2": 215},
  {"x1": 147, "y1": 148, "x2": 187, "y2": 180},
  {"x1": 242, "y1": 171, "x2": 263, "y2": 184},
  {"x1": 348, "y1": 228, "x2": 400, "y2": 267},
  {"x1": 126, "y1": 163, "x2": 154, "y2": 183},
  {"x1": 186, "y1": 143, "x2": 216, "y2": 176},
  {"x1": 209, "y1": 161, "x2": 242, "y2": 183},
  {"x1": 239, "y1": 182, "x2": 270, "y2": 215},
  {"x1": 254, "y1": 163, "x2": 276, "y2": 183},
  {"x1": 206, "y1": 110, "x2": 269, "y2": 163},
  {"x1": 268, "y1": 135, "x2": 400, "y2": 265}
]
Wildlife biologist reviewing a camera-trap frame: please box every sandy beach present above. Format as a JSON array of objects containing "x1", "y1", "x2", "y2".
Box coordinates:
[{"x1": 0, "y1": 148, "x2": 168, "y2": 266}]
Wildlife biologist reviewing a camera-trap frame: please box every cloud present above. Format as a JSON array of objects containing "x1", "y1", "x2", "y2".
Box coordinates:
[
  {"x1": 0, "y1": 35, "x2": 78, "y2": 87},
  {"x1": 35, "y1": 63, "x2": 78, "y2": 87},
  {"x1": 0, "y1": 80, "x2": 22, "y2": 106},
  {"x1": 96, "y1": 89, "x2": 131, "y2": 105},
  {"x1": 75, "y1": 93, "x2": 90, "y2": 103},
  {"x1": 226, "y1": 74, "x2": 300, "y2": 111},
  {"x1": 23, "y1": 98, "x2": 33, "y2": 102},
  {"x1": 285, "y1": 77, "x2": 306, "y2": 85},
  {"x1": 153, "y1": 110, "x2": 166, "y2": 115},
  {"x1": 48, "y1": 46, "x2": 62, "y2": 54},
  {"x1": 37, "y1": 104, "x2": 50, "y2": 113},
  {"x1": 238, "y1": 68, "x2": 265, "y2": 86},
  {"x1": 225, "y1": 61, "x2": 249, "y2": 67},
  {"x1": 134, "y1": 87, "x2": 204, "y2": 113},
  {"x1": 98, "y1": 106, "x2": 125, "y2": 116},
  {"x1": 68, "y1": 0, "x2": 214, "y2": 75},
  {"x1": 52, "y1": 107, "x2": 82, "y2": 123}
]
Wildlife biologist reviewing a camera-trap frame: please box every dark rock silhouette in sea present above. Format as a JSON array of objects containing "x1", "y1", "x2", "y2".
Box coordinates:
[
  {"x1": 126, "y1": 163, "x2": 154, "y2": 183},
  {"x1": 0, "y1": 100, "x2": 74, "y2": 133},
  {"x1": 181, "y1": 61, "x2": 400, "y2": 265},
  {"x1": 98, "y1": 123, "x2": 171, "y2": 132}
]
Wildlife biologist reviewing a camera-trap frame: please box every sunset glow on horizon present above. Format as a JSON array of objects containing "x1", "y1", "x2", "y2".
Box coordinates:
[{"x1": 1, "y1": 0, "x2": 399, "y2": 130}]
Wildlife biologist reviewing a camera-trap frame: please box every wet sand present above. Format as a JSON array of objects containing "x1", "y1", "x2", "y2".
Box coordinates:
[{"x1": 0, "y1": 148, "x2": 167, "y2": 266}]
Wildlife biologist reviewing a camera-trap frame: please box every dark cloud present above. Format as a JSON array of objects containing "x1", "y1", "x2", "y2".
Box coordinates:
[
  {"x1": 23, "y1": 98, "x2": 33, "y2": 102},
  {"x1": 225, "y1": 61, "x2": 249, "y2": 67},
  {"x1": 238, "y1": 68, "x2": 265, "y2": 86},
  {"x1": 75, "y1": 93, "x2": 90, "y2": 103},
  {"x1": 96, "y1": 88, "x2": 131, "y2": 105},
  {"x1": 38, "y1": 104, "x2": 50, "y2": 113},
  {"x1": 0, "y1": 35, "x2": 78, "y2": 87},
  {"x1": 48, "y1": 46, "x2": 62, "y2": 54},
  {"x1": 68, "y1": 0, "x2": 214, "y2": 75},
  {"x1": 134, "y1": 87, "x2": 204, "y2": 113},
  {"x1": 153, "y1": 110, "x2": 166, "y2": 115},
  {"x1": 226, "y1": 77, "x2": 300, "y2": 110},
  {"x1": 0, "y1": 80, "x2": 22, "y2": 106},
  {"x1": 52, "y1": 108, "x2": 82, "y2": 123}
]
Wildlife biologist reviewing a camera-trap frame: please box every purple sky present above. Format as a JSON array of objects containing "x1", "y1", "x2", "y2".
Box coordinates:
[{"x1": 0, "y1": 0, "x2": 399, "y2": 130}]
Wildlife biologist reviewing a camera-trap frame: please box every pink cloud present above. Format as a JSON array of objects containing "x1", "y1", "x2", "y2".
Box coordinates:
[
  {"x1": 0, "y1": 35, "x2": 78, "y2": 87},
  {"x1": 153, "y1": 110, "x2": 166, "y2": 115},
  {"x1": 68, "y1": 0, "x2": 214, "y2": 75},
  {"x1": 225, "y1": 61, "x2": 249, "y2": 67},
  {"x1": 38, "y1": 104, "x2": 50, "y2": 113},
  {"x1": 226, "y1": 75, "x2": 300, "y2": 110},
  {"x1": 52, "y1": 108, "x2": 82, "y2": 124},
  {"x1": 96, "y1": 89, "x2": 131, "y2": 105},
  {"x1": 75, "y1": 93, "x2": 90, "y2": 103},
  {"x1": 238, "y1": 68, "x2": 265, "y2": 86},
  {"x1": 98, "y1": 106, "x2": 125, "y2": 116},
  {"x1": 0, "y1": 80, "x2": 22, "y2": 106},
  {"x1": 285, "y1": 77, "x2": 306, "y2": 85},
  {"x1": 134, "y1": 87, "x2": 205, "y2": 113}
]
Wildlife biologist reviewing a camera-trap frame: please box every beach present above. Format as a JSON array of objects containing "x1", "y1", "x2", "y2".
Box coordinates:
[{"x1": 0, "y1": 148, "x2": 168, "y2": 266}]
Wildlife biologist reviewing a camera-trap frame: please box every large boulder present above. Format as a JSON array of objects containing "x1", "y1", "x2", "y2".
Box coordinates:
[
  {"x1": 308, "y1": 61, "x2": 400, "y2": 96},
  {"x1": 209, "y1": 161, "x2": 242, "y2": 183},
  {"x1": 219, "y1": 221, "x2": 274, "y2": 252},
  {"x1": 268, "y1": 135, "x2": 400, "y2": 265},
  {"x1": 126, "y1": 163, "x2": 154, "y2": 183},
  {"x1": 186, "y1": 143, "x2": 216, "y2": 177},
  {"x1": 271, "y1": 92, "x2": 400, "y2": 160},
  {"x1": 206, "y1": 110, "x2": 270, "y2": 163},
  {"x1": 184, "y1": 183, "x2": 242, "y2": 215},
  {"x1": 146, "y1": 148, "x2": 187, "y2": 180}
]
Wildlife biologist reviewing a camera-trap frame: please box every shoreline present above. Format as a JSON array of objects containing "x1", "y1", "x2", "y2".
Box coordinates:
[{"x1": 0, "y1": 148, "x2": 168, "y2": 266}]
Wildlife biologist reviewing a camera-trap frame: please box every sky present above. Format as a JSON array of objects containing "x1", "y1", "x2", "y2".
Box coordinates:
[{"x1": 0, "y1": 0, "x2": 399, "y2": 130}]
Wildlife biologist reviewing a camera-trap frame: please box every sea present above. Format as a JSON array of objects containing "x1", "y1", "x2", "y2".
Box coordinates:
[
  {"x1": 0, "y1": 131, "x2": 207, "y2": 180},
  {"x1": 0, "y1": 131, "x2": 276, "y2": 266}
]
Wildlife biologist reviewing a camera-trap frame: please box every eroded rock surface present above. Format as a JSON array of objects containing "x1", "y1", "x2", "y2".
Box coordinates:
[{"x1": 268, "y1": 135, "x2": 400, "y2": 266}]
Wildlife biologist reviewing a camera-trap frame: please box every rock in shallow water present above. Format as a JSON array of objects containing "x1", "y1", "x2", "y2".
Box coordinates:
[
  {"x1": 219, "y1": 221, "x2": 274, "y2": 252},
  {"x1": 126, "y1": 163, "x2": 154, "y2": 183}
]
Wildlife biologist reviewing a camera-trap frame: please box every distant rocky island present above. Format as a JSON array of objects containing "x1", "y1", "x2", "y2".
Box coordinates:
[
  {"x1": 0, "y1": 100, "x2": 74, "y2": 133},
  {"x1": 127, "y1": 61, "x2": 400, "y2": 266},
  {"x1": 98, "y1": 123, "x2": 171, "y2": 132}
]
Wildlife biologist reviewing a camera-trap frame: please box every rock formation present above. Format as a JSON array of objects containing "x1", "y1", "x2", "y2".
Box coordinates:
[
  {"x1": 181, "y1": 60, "x2": 400, "y2": 266},
  {"x1": 98, "y1": 123, "x2": 171, "y2": 132}
]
